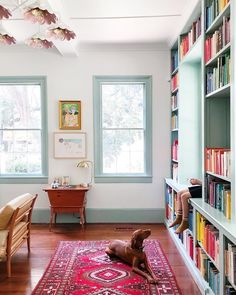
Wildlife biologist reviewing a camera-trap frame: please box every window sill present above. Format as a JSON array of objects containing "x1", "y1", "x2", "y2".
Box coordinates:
[
  {"x1": 0, "y1": 176, "x2": 48, "y2": 184},
  {"x1": 94, "y1": 175, "x2": 152, "y2": 183}
]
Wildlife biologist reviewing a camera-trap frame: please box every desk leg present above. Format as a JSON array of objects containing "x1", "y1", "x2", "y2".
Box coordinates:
[
  {"x1": 49, "y1": 208, "x2": 53, "y2": 231},
  {"x1": 79, "y1": 207, "x2": 85, "y2": 229}
]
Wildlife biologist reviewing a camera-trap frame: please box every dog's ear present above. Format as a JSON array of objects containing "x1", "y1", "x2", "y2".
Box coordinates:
[
  {"x1": 130, "y1": 230, "x2": 138, "y2": 248},
  {"x1": 131, "y1": 235, "x2": 137, "y2": 249}
]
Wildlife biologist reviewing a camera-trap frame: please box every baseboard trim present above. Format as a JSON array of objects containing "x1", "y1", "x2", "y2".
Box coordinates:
[{"x1": 32, "y1": 208, "x2": 165, "y2": 223}]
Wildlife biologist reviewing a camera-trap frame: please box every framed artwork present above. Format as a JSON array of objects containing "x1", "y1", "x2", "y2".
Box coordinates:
[
  {"x1": 59, "y1": 100, "x2": 81, "y2": 130},
  {"x1": 54, "y1": 132, "x2": 86, "y2": 158}
]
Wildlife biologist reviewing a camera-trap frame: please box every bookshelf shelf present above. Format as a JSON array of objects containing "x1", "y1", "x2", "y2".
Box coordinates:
[
  {"x1": 205, "y1": 83, "x2": 230, "y2": 98},
  {"x1": 171, "y1": 87, "x2": 178, "y2": 94},
  {"x1": 190, "y1": 199, "x2": 236, "y2": 243},
  {"x1": 206, "y1": 171, "x2": 231, "y2": 182},
  {"x1": 171, "y1": 107, "x2": 178, "y2": 112},
  {"x1": 205, "y1": 42, "x2": 231, "y2": 67},
  {"x1": 171, "y1": 67, "x2": 178, "y2": 76},
  {"x1": 180, "y1": 36, "x2": 202, "y2": 64}
]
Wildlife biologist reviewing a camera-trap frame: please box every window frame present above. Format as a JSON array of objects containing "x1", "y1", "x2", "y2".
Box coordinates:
[
  {"x1": 0, "y1": 76, "x2": 48, "y2": 184},
  {"x1": 93, "y1": 75, "x2": 152, "y2": 183}
]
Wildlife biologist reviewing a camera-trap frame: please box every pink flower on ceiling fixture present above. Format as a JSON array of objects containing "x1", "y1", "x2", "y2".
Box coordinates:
[
  {"x1": 0, "y1": 33, "x2": 16, "y2": 45},
  {"x1": 47, "y1": 27, "x2": 76, "y2": 41},
  {"x1": 24, "y1": 7, "x2": 57, "y2": 25},
  {"x1": 0, "y1": 5, "x2": 11, "y2": 19},
  {"x1": 26, "y1": 37, "x2": 54, "y2": 49}
]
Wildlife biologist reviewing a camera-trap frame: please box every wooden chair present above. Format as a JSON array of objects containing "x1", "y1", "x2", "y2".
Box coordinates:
[{"x1": 0, "y1": 193, "x2": 37, "y2": 277}]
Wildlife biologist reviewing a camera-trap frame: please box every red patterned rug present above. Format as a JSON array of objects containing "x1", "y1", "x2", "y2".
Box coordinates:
[{"x1": 32, "y1": 240, "x2": 182, "y2": 295}]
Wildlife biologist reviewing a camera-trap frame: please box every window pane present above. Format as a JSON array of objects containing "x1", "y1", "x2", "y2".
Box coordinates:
[
  {"x1": 103, "y1": 130, "x2": 144, "y2": 173},
  {"x1": 102, "y1": 84, "x2": 144, "y2": 128},
  {"x1": 0, "y1": 85, "x2": 41, "y2": 129},
  {"x1": 0, "y1": 130, "x2": 42, "y2": 174}
]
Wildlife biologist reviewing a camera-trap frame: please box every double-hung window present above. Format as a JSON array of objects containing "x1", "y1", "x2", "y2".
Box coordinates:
[
  {"x1": 93, "y1": 76, "x2": 152, "y2": 183},
  {"x1": 0, "y1": 76, "x2": 48, "y2": 183}
]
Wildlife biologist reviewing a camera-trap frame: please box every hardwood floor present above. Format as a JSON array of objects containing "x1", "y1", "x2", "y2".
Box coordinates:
[{"x1": 0, "y1": 223, "x2": 201, "y2": 295}]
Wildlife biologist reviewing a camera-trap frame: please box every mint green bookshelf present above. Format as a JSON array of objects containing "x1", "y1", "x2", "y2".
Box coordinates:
[{"x1": 165, "y1": 0, "x2": 236, "y2": 294}]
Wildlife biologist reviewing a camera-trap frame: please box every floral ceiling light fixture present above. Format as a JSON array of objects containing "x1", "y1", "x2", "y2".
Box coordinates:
[
  {"x1": 0, "y1": 4, "x2": 16, "y2": 45},
  {"x1": 23, "y1": 3, "x2": 57, "y2": 49},
  {"x1": 0, "y1": 5, "x2": 11, "y2": 20},
  {"x1": 26, "y1": 35, "x2": 54, "y2": 49},
  {"x1": 47, "y1": 26, "x2": 76, "y2": 41},
  {"x1": 24, "y1": 6, "x2": 57, "y2": 25},
  {"x1": 0, "y1": 32, "x2": 16, "y2": 45}
]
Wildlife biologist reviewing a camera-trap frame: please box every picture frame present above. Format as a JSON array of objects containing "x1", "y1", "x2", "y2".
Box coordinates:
[
  {"x1": 54, "y1": 132, "x2": 86, "y2": 158},
  {"x1": 59, "y1": 100, "x2": 81, "y2": 130}
]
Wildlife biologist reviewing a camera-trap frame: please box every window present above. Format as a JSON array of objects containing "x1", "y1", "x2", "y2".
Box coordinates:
[
  {"x1": 93, "y1": 76, "x2": 152, "y2": 183},
  {"x1": 0, "y1": 77, "x2": 48, "y2": 183}
]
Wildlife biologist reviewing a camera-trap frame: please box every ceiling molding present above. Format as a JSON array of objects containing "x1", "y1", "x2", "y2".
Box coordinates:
[{"x1": 70, "y1": 14, "x2": 181, "y2": 20}]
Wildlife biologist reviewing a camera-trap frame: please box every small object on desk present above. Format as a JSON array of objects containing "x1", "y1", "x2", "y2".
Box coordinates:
[
  {"x1": 62, "y1": 176, "x2": 70, "y2": 187},
  {"x1": 80, "y1": 183, "x2": 88, "y2": 188},
  {"x1": 51, "y1": 179, "x2": 59, "y2": 188}
]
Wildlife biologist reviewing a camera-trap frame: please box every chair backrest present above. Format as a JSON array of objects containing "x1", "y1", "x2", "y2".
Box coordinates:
[{"x1": 7, "y1": 194, "x2": 37, "y2": 252}]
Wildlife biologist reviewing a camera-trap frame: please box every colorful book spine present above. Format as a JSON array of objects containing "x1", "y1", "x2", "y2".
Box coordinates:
[
  {"x1": 171, "y1": 73, "x2": 178, "y2": 91},
  {"x1": 195, "y1": 245, "x2": 220, "y2": 294},
  {"x1": 206, "y1": 52, "x2": 231, "y2": 94},
  {"x1": 180, "y1": 16, "x2": 201, "y2": 60},
  {"x1": 205, "y1": 147, "x2": 231, "y2": 177},
  {"x1": 182, "y1": 231, "x2": 194, "y2": 260},
  {"x1": 171, "y1": 93, "x2": 178, "y2": 110},
  {"x1": 172, "y1": 140, "x2": 178, "y2": 161},
  {"x1": 205, "y1": 174, "x2": 231, "y2": 219},
  {"x1": 205, "y1": 0, "x2": 230, "y2": 30},
  {"x1": 171, "y1": 50, "x2": 178, "y2": 72},
  {"x1": 225, "y1": 241, "x2": 236, "y2": 288},
  {"x1": 172, "y1": 164, "x2": 178, "y2": 183},
  {"x1": 205, "y1": 16, "x2": 230, "y2": 63},
  {"x1": 196, "y1": 212, "x2": 220, "y2": 267},
  {"x1": 171, "y1": 114, "x2": 178, "y2": 129}
]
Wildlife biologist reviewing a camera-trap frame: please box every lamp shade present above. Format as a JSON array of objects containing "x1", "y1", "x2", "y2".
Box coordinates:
[
  {"x1": 77, "y1": 160, "x2": 92, "y2": 168},
  {"x1": 77, "y1": 160, "x2": 93, "y2": 185}
]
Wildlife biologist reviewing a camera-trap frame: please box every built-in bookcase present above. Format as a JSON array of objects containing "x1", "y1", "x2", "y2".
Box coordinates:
[
  {"x1": 203, "y1": 0, "x2": 232, "y2": 220},
  {"x1": 169, "y1": 0, "x2": 202, "y2": 185},
  {"x1": 165, "y1": 0, "x2": 236, "y2": 294},
  {"x1": 170, "y1": 41, "x2": 179, "y2": 182}
]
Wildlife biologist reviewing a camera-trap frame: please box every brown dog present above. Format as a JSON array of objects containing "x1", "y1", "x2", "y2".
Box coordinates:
[{"x1": 105, "y1": 229, "x2": 158, "y2": 284}]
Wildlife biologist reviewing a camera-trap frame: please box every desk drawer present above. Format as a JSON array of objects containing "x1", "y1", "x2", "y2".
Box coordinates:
[{"x1": 47, "y1": 190, "x2": 86, "y2": 207}]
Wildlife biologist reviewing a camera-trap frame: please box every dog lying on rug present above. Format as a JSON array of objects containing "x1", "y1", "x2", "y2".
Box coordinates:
[{"x1": 105, "y1": 229, "x2": 158, "y2": 284}]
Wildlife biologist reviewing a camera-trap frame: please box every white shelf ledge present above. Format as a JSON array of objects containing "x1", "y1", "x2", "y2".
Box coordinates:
[
  {"x1": 190, "y1": 199, "x2": 236, "y2": 244},
  {"x1": 165, "y1": 178, "x2": 187, "y2": 192}
]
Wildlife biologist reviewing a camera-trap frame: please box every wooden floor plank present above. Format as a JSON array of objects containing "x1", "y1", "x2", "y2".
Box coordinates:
[{"x1": 0, "y1": 223, "x2": 201, "y2": 295}]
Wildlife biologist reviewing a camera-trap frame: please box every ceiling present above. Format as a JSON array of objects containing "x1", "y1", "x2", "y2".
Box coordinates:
[{"x1": 0, "y1": 0, "x2": 199, "y2": 56}]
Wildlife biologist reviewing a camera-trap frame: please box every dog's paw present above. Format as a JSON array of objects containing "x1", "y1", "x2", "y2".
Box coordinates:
[{"x1": 148, "y1": 278, "x2": 159, "y2": 284}]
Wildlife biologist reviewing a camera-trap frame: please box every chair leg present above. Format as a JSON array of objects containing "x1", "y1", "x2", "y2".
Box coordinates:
[
  {"x1": 7, "y1": 257, "x2": 11, "y2": 277},
  {"x1": 27, "y1": 235, "x2": 31, "y2": 252}
]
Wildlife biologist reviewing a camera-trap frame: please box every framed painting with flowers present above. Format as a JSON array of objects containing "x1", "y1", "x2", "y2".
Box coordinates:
[{"x1": 59, "y1": 100, "x2": 81, "y2": 130}]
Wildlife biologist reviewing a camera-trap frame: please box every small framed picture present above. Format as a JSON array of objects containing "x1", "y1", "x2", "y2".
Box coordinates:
[
  {"x1": 59, "y1": 100, "x2": 81, "y2": 130},
  {"x1": 54, "y1": 132, "x2": 86, "y2": 158}
]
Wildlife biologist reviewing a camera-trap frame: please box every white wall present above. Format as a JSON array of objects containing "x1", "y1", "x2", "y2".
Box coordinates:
[{"x1": 0, "y1": 44, "x2": 171, "y2": 217}]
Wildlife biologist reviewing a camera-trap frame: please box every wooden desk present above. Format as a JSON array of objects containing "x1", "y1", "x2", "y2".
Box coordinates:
[{"x1": 43, "y1": 185, "x2": 89, "y2": 230}]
